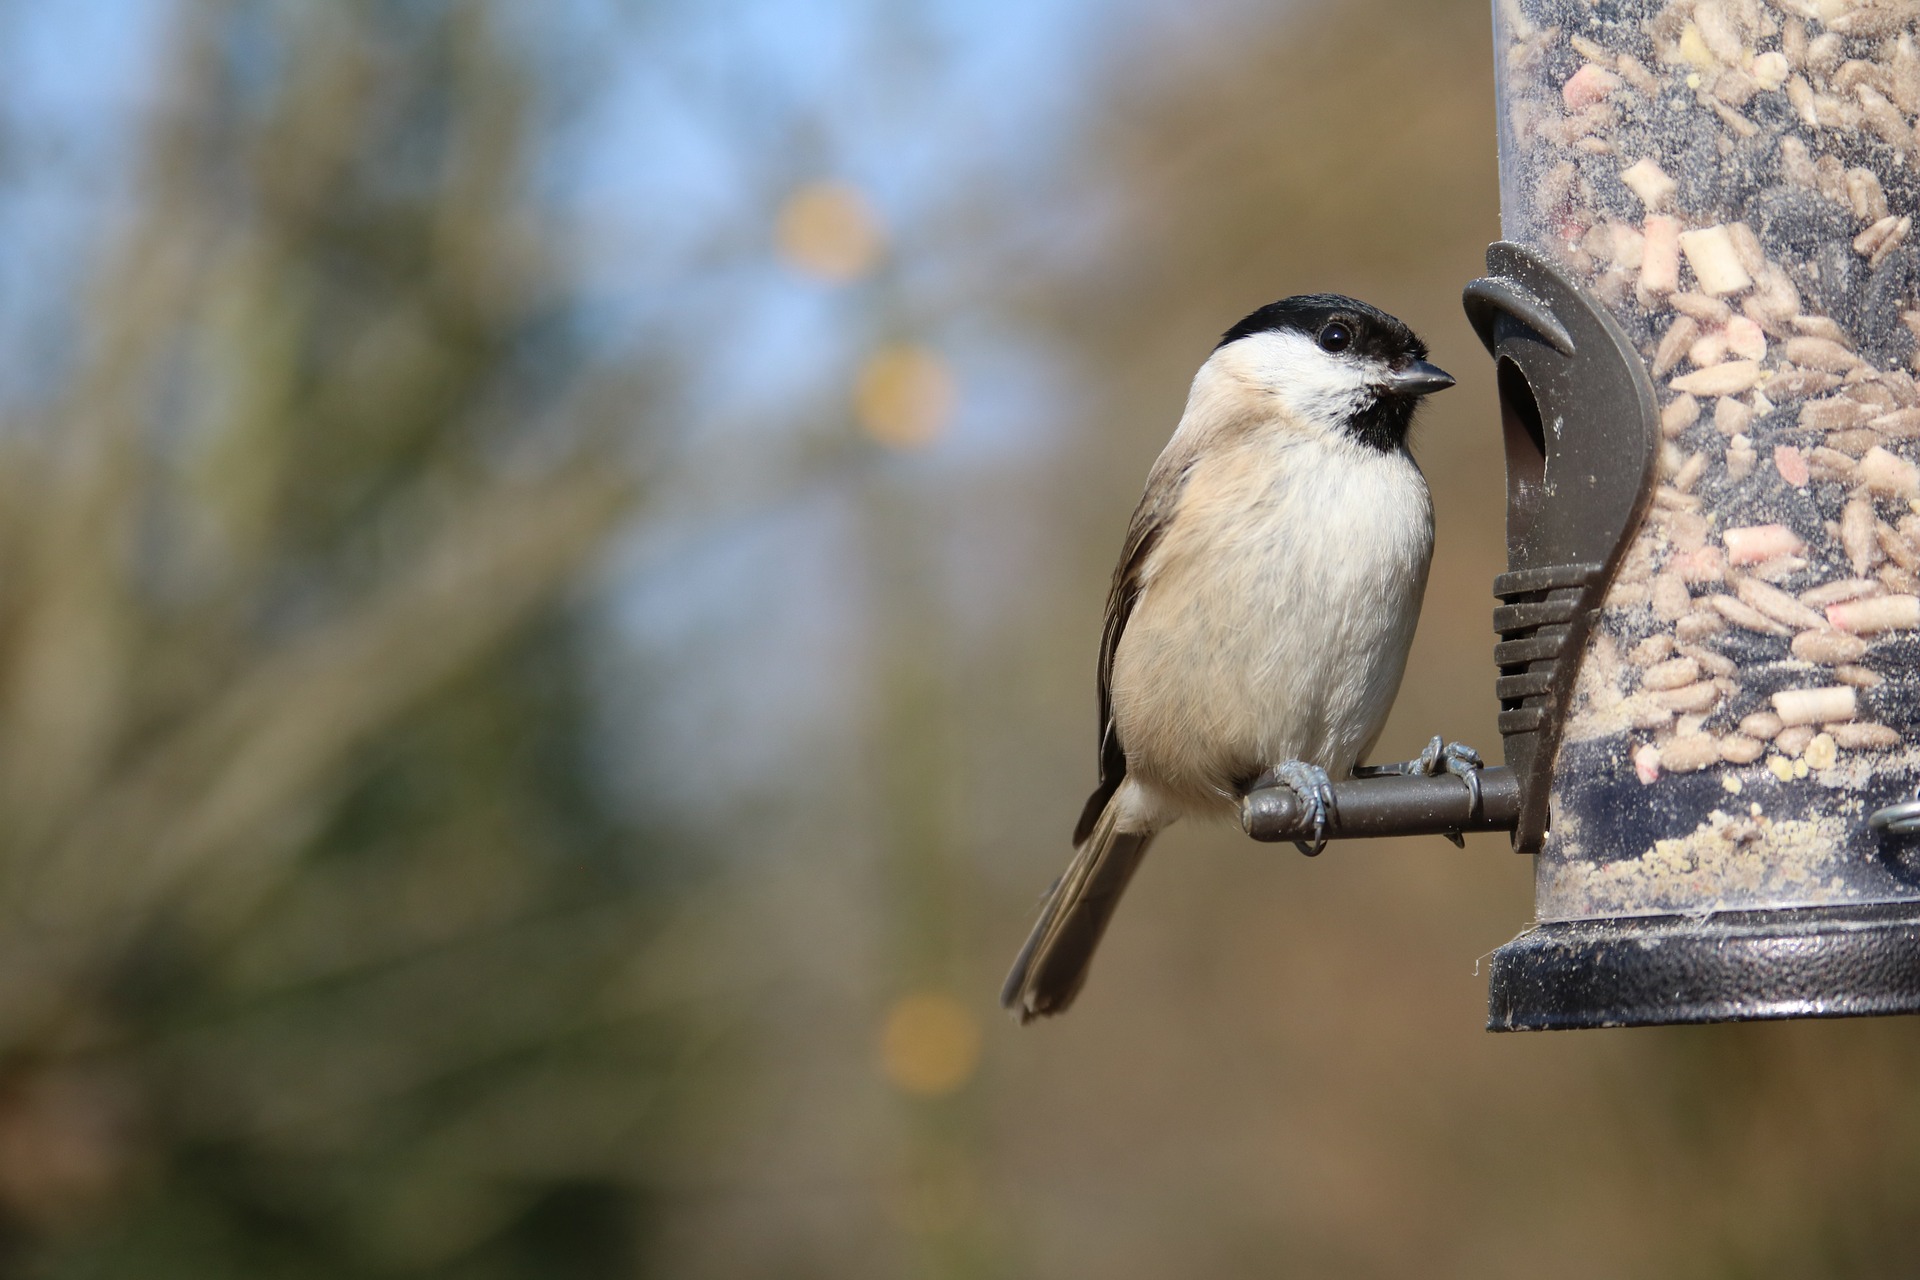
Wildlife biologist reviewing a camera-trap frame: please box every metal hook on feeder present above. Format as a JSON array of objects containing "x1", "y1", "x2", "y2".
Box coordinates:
[{"x1": 1869, "y1": 791, "x2": 1920, "y2": 838}]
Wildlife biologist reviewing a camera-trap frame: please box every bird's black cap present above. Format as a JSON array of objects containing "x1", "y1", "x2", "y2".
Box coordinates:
[{"x1": 1216, "y1": 293, "x2": 1429, "y2": 366}]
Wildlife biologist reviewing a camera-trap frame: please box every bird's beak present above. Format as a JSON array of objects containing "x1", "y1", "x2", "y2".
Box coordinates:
[{"x1": 1382, "y1": 360, "x2": 1456, "y2": 397}]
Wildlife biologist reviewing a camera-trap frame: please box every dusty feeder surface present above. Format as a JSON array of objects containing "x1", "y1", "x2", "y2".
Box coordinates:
[{"x1": 1497, "y1": 0, "x2": 1920, "y2": 919}]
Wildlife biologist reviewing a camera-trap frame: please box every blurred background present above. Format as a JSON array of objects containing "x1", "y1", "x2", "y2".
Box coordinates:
[{"x1": 4, "y1": 0, "x2": 1920, "y2": 1276}]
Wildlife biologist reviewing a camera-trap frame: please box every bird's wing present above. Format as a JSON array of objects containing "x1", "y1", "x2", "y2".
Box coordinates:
[{"x1": 1072, "y1": 454, "x2": 1193, "y2": 845}]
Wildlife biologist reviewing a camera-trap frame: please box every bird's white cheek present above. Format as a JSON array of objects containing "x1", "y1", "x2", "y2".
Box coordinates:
[
  {"x1": 1270, "y1": 363, "x2": 1380, "y2": 428},
  {"x1": 1205, "y1": 331, "x2": 1384, "y2": 432}
]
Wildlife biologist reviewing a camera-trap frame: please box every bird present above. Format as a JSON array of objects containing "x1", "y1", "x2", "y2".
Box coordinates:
[{"x1": 1001, "y1": 293, "x2": 1470, "y2": 1022}]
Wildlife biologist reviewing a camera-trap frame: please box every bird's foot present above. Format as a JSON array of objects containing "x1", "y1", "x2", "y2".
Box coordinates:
[
  {"x1": 1246, "y1": 760, "x2": 1338, "y2": 857},
  {"x1": 1354, "y1": 734, "x2": 1484, "y2": 845}
]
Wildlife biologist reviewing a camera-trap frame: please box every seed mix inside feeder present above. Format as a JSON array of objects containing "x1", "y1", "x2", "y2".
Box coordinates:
[{"x1": 1479, "y1": 0, "x2": 1920, "y2": 1028}]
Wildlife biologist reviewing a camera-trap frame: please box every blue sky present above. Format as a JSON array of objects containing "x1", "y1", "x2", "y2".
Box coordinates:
[
  {"x1": 0, "y1": 0, "x2": 1269, "y2": 824},
  {"x1": 0, "y1": 0, "x2": 173, "y2": 397},
  {"x1": 538, "y1": 0, "x2": 1154, "y2": 811}
]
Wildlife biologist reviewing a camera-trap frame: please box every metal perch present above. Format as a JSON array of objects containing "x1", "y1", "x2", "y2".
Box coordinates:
[{"x1": 1242, "y1": 767, "x2": 1521, "y2": 845}]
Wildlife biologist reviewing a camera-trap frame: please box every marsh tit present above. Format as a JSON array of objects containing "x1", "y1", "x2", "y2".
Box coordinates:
[{"x1": 1002, "y1": 294, "x2": 1470, "y2": 1022}]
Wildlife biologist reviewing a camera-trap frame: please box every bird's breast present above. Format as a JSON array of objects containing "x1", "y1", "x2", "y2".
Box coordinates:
[{"x1": 1110, "y1": 433, "x2": 1433, "y2": 814}]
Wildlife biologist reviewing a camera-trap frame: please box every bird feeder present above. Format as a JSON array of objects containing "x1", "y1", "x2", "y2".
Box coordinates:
[{"x1": 1247, "y1": 0, "x2": 1920, "y2": 1029}]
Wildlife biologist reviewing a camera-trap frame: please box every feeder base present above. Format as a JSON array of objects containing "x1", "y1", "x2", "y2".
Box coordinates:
[{"x1": 1487, "y1": 901, "x2": 1920, "y2": 1031}]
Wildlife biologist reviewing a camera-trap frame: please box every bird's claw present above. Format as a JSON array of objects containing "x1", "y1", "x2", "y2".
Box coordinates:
[
  {"x1": 1438, "y1": 739, "x2": 1485, "y2": 827},
  {"x1": 1355, "y1": 734, "x2": 1485, "y2": 843},
  {"x1": 1249, "y1": 760, "x2": 1338, "y2": 857}
]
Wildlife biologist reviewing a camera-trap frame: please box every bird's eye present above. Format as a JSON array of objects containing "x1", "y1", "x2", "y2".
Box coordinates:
[{"x1": 1317, "y1": 321, "x2": 1353, "y2": 353}]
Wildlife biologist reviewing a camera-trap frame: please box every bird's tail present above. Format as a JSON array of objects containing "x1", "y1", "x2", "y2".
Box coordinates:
[{"x1": 1000, "y1": 794, "x2": 1157, "y2": 1022}]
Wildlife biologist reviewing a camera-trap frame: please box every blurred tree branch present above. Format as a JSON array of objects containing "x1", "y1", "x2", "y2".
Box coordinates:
[{"x1": 0, "y1": 2, "x2": 715, "y2": 1274}]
